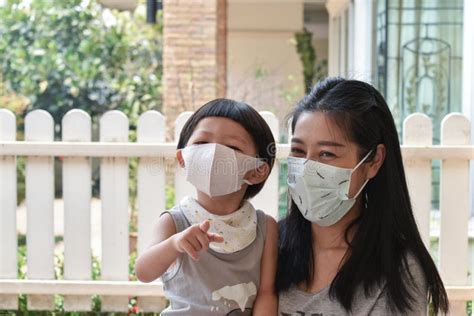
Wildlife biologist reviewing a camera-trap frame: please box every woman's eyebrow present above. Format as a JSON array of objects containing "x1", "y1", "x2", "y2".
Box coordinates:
[
  {"x1": 317, "y1": 140, "x2": 345, "y2": 147},
  {"x1": 292, "y1": 138, "x2": 344, "y2": 147}
]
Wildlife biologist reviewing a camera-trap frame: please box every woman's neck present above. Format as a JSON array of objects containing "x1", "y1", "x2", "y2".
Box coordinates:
[
  {"x1": 195, "y1": 190, "x2": 246, "y2": 216},
  {"x1": 312, "y1": 198, "x2": 363, "y2": 250}
]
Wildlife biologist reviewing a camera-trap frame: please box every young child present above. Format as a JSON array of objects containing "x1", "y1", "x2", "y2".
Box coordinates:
[{"x1": 135, "y1": 98, "x2": 278, "y2": 315}]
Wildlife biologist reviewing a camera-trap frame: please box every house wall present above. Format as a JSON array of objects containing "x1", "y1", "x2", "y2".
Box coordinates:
[
  {"x1": 162, "y1": 0, "x2": 226, "y2": 137},
  {"x1": 226, "y1": 0, "x2": 305, "y2": 125}
]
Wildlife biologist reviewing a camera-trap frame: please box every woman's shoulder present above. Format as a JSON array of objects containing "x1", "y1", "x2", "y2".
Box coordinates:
[
  {"x1": 404, "y1": 252, "x2": 426, "y2": 277},
  {"x1": 365, "y1": 252, "x2": 428, "y2": 315},
  {"x1": 403, "y1": 251, "x2": 428, "y2": 294}
]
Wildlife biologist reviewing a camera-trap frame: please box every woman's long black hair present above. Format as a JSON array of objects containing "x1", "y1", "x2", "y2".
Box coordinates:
[{"x1": 276, "y1": 78, "x2": 449, "y2": 314}]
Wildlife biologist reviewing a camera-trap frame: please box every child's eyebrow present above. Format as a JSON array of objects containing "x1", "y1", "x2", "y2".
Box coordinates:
[
  {"x1": 228, "y1": 134, "x2": 249, "y2": 144},
  {"x1": 291, "y1": 137, "x2": 304, "y2": 144},
  {"x1": 192, "y1": 130, "x2": 250, "y2": 145}
]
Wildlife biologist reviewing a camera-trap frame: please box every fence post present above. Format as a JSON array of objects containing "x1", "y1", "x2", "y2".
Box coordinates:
[
  {"x1": 174, "y1": 111, "x2": 195, "y2": 203},
  {"x1": 403, "y1": 113, "x2": 433, "y2": 248},
  {"x1": 62, "y1": 109, "x2": 92, "y2": 311},
  {"x1": 136, "y1": 110, "x2": 168, "y2": 312},
  {"x1": 25, "y1": 110, "x2": 55, "y2": 310},
  {"x1": 439, "y1": 113, "x2": 471, "y2": 314},
  {"x1": 0, "y1": 109, "x2": 18, "y2": 309},
  {"x1": 100, "y1": 110, "x2": 129, "y2": 312}
]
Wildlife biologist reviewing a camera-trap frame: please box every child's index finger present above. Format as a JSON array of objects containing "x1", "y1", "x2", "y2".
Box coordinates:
[
  {"x1": 199, "y1": 219, "x2": 210, "y2": 233},
  {"x1": 208, "y1": 232, "x2": 224, "y2": 243}
]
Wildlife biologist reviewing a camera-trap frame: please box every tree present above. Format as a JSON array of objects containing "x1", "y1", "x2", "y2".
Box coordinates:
[
  {"x1": 0, "y1": 0, "x2": 162, "y2": 132},
  {"x1": 295, "y1": 28, "x2": 327, "y2": 93}
]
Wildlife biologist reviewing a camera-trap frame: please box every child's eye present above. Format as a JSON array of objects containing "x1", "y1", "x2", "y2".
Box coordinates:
[
  {"x1": 226, "y1": 145, "x2": 242, "y2": 152},
  {"x1": 193, "y1": 141, "x2": 208, "y2": 145},
  {"x1": 290, "y1": 147, "x2": 305, "y2": 156}
]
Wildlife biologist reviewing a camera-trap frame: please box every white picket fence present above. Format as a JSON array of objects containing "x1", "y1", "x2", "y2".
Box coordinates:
[{"x1": 0, "y1": 108, "x2": 473, "y2": 314}]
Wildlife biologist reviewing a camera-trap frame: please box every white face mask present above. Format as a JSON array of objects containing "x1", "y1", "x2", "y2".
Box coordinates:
[
  {"x1": 181, "y1": 143, "x2": 264, "y2": 197},
  {"x1": 180, "y1": 196, "x2": 257, "y2": 253},
  {"x1": 287, "y1": 150, "x2": 372, "y2": 226}
]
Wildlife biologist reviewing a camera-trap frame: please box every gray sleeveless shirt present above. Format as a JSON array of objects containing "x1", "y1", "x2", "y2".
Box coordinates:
[{"x1": 160, "y1": 205, "x2": 267, "y2": 316}]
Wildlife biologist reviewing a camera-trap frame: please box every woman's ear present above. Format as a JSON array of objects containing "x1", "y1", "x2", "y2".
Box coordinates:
[
  {"x1": 244, "y1": 163, "x2": 271, "y2": 185},
  {"x1": 366, "y1": 144, "x2": 385, "y2": 179},
  {"x1": 176, "y1": 150, "x2": 185, "y2": 168}
]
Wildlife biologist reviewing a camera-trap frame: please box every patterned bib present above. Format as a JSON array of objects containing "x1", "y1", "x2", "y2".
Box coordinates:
[{"x1": 179, "y1": 196, "x2": 257, "y2": 253}]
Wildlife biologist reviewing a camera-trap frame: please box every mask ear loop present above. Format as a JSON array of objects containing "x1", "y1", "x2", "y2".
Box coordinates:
[
  {"x1": 241, "y1": 157, "x2": 266, "y2": 186},
  {"x1": 352, "y1": 178, "x2": 370, "y2": 200},
  {"x1": 351, "y1": 149, "x2": 373, "y2": 173},
  {"x1": 349, "y1": 149, "x2": 373, "y2": 200}
]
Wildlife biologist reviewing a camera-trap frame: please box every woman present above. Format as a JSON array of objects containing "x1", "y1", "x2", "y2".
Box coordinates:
[{"x1": 277, "y1": 78, "x2": 448, "y2": 315}]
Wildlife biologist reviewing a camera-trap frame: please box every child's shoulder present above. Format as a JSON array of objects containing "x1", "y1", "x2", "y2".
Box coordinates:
[
  {"x1": 264, "y1": 214, "x2": 278, "y2": 240},
  {"x1": 146, "y1": 209, "x2": 180, "y2": 247},
  {"x1": 159, "y1": 204, "x2": 189, "y2": 233},
  {"x1": 253, "y1": 208, "x2": 277, "y2": 224},
  {"x1": 252, "y1": 208, "x2": 277, "y2": 240},
  {"x1": 264, "y1": 213, "x2": 277, "y2": 226}
]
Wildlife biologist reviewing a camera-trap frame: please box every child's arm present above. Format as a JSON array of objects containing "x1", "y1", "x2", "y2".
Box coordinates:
[
  {"x1": 135, "y1": 214, "x2": 223, "y2": 283},
  {"x1": 253, "y1": 215, "x2": 278, "y2": 315}
]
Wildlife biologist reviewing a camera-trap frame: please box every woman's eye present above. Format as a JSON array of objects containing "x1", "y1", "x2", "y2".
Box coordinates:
[{"x1": 320, "y1": 151, "x2": 335, "y2": 158}]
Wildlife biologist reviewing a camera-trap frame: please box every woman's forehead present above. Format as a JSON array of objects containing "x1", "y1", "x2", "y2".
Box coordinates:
[{"x1": 293, "y1": 111, "x2": 349, "y2": 145}]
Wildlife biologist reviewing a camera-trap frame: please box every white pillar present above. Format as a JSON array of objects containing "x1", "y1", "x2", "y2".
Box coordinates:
[
  {"x1": 327, "y1": 12, "x2": 338, "y2": 76},
  {"x1": 326, "y1": 0, "x2": 350, "y2": 77},
  {"x1": 353, "y1": 0, "x2": 375, "y2": 82},
  {"x1": 339, "y1": 10, "x2": 347, "y2": 76},
  {"x1": 462, "y1": 0, "x2": 474, "y2": 215},
  {"x1": 347, "y1": 1, "x2": 355, "y2": 76},
  {"x1": 463, "y1": 0, "x2": 474, "y2": 126}
]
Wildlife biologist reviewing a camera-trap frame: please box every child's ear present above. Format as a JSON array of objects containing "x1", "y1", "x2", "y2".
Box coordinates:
[
  {"x1": 244, "y1": 163, "x2": 270, "y2": 185},
  {"x1": 176, "y1": 150, "x2": 185, "y2": 168}
]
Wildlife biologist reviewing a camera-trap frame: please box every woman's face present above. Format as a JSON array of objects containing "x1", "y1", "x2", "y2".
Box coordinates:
[{"x1": 290, "y1": 111, "x2": 373, "y2": 199}]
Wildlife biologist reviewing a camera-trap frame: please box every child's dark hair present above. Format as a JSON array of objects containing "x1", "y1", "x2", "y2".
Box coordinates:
[{"x1": 177, "y1": 98, "x2": 276, "y2": 199}]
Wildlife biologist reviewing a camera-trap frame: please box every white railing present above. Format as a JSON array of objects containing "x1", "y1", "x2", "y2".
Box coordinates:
[{"x1": 0, "y1": 108, "x2": 473, "y2": 313}]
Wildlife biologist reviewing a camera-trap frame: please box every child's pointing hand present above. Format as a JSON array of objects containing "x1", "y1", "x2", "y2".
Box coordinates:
[{"x1": 172, "y1": 220, "x2": 224, "y2": 261}]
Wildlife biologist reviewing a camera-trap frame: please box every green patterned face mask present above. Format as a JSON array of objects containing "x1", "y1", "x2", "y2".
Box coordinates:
[{"x1": 287, "y1": 150, "x2": 372, "y2": 227}]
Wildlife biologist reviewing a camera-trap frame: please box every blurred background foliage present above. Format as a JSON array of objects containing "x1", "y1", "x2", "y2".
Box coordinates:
[
  {"x1": 0, "y1": 0, "x2": 163, "y2": 136},
  {"x1": 0, "y1": 0, "x2": 163, "y2": 207}
]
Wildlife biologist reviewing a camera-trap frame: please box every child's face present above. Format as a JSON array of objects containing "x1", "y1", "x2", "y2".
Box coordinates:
[{"x1": 186, "y1": 117, "x2": 258, "y2": 157}]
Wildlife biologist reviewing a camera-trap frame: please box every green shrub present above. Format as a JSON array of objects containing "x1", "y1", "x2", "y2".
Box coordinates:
[{"x1": 0, "y1": 0, "x2": 162, "y2": 133}]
